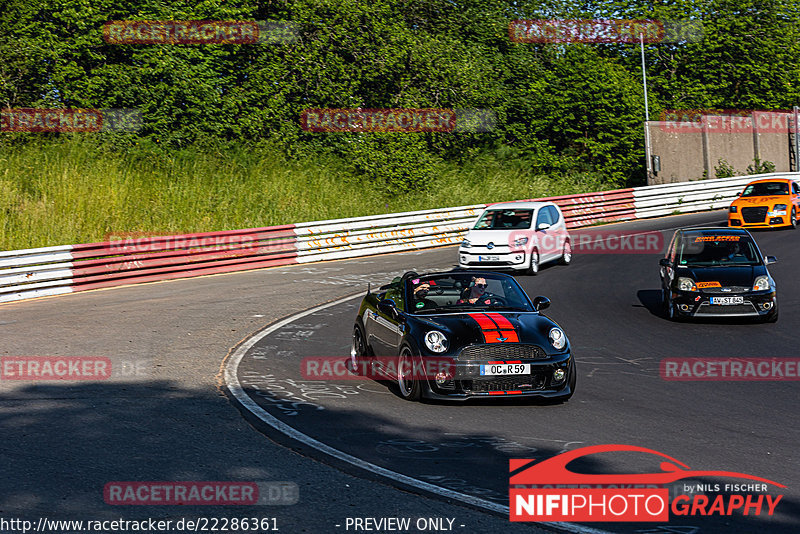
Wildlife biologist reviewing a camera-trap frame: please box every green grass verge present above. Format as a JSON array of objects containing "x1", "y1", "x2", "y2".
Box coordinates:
[{"x1": 0, "y1": 138, "x2": 619, "y2": 251}]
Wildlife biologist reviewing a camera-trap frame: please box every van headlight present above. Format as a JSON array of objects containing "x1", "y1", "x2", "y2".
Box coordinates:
[
  {"x1": 677, "y1": 277, "x2": 697, "y2": 291},
  {"x1": 549, "y1": 328, "x2": 566, "y2": 350},
  {"x1": 424, "y1": 331, "x2": 448, "y2": 353},
  {"x1": 753, "y1": 276, "x2": 770, "y2": 291}
]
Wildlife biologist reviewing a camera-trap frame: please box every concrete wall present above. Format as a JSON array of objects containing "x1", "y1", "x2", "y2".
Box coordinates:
[
  {"x1": 647, "y1": 122, "x2": 705, "y2": 183},
  {"x1": 647, "y1": 111, "x2": 795, "y2": 185}
]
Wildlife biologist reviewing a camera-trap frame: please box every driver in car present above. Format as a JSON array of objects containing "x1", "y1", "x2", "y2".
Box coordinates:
[
  {"x1": 458, "y1": 277, "x2": 491, "y2": 305},
  {"x1": 413, "y1": 281, "x2": 438, "y2": 310}
]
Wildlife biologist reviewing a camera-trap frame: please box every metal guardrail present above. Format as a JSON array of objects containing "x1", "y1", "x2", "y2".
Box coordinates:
[{"x1": 2, "y1": 172, "x2": 798, "y2": 304}]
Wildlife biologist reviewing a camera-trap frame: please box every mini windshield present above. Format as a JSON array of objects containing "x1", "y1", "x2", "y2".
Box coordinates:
[
  {"x1": 473, "y1": 209, "x2": 533, "y2": 230},
  {"x1": 677, "y1": 234, "x2": 761, "y2": 267},
  {"x1": 740, "y1": 182, "x2": 789, "y2": 197},
  {"x1": 406, "y1": 273, "x2": 533, "y2": 313}
]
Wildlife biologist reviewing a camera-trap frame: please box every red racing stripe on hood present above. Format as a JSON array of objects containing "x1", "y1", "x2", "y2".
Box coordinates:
[{"x1": 467, "y1": 313, "x2": 519, "y2": 343}]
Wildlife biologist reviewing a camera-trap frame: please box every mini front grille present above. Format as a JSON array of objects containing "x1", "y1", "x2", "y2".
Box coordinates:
[
  {"x1": 457, "y1": 344, "x2": 547, "y2": 361},
  {"x1": 741, "y1": 206, "x2": 768, "y2": 223},
  {"x1": 461, "y1": 374, "x2": 547, "y2": 393}
]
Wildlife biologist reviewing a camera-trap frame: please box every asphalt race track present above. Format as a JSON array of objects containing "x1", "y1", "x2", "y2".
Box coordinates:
[
  {"x1": 2, "y1": 210, "x2": 798, "y2": 534},
  {"x1": 227, "y1": 211, "x2": 799, "y2": 534}
]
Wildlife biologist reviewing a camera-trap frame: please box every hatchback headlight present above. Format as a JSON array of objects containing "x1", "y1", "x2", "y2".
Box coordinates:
[
  {"x1": 424, "y1": 331, "x2": 448, "y2": 353},
  {"x1": 729, "y1": 205, "x2": 737, "y2": 213},
  {"x1": 513, "y1": 237, "x2": 528, "y2": 247},
  {"x1": 774, "y1": 204, "x2": 787, "y2": 211},
  {"x1": 549, "y1": 328, "x2": 567, "y2": 350},
  {"x1": 461, "y1": 239, "x2": 471, "y2": 248},
  {"x1": 753, "y1": 276, "x2": 770, "y2": 291},
  {"x1": 677, "y1": 277, "x2": 697, "y2": 291}
]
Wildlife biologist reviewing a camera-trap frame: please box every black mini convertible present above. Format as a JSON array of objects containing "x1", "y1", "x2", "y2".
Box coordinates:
[{"x1": 350, "y1": 270, "x2": 576, "y2": 401}]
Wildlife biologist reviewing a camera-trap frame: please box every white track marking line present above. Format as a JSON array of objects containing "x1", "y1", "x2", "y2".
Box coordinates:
[{"x1": 223, "y1": 292, "x2": 613, "y2": 534}]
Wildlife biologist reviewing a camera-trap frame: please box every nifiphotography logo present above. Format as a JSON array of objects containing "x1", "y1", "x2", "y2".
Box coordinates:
[{"x1": 509, "y1": 444, "x2": 785, "y2": 522}]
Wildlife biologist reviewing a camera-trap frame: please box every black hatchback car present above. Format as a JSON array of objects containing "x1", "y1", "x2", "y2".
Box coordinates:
[
  {"x1": 351, "y1": 270, "x2": 575, "y2": 401},
  {"x1": 659, "y1": 228, "x2": 778, "y2": 322}
]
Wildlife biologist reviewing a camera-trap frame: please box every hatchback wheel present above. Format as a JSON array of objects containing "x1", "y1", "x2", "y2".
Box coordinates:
[{"x1": 663, "y1": 288, "x2": 675, "y2": 320}]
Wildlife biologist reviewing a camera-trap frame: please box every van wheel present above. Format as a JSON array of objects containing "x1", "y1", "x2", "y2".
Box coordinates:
[
  {"x1": 560, "y1": 240, "x2": 572, "y2": 265},
  {"x1": 526, "y1": 250, "x2": 539, "y2": 276}
]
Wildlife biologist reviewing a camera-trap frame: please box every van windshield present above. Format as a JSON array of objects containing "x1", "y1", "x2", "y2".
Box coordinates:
[{"x1": 473, "y1": 209, "x2": 533, "y2": 230}]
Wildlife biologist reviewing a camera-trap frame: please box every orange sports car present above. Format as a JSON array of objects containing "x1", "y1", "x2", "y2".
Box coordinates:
[{"x1": 728, "y1": 178, "x2": 800, "y2": 229}]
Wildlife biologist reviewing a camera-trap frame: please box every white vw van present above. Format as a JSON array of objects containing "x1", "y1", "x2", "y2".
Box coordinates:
[{"x1": 458, "y1": 201, "x2": 571, "y2": 275}]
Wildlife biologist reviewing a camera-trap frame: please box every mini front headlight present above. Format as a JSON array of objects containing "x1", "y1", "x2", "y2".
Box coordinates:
[
  {"x1": 753, "y1": 276, "x2": 770, "y2": 291},
  {"x1": 729, "y1": 205, "x2": 737, "y2": 213},
  {"x1": 461, "y1": 239, "x2": 471, "y2": 248},
  {"x1": 677, "y1": 277, "x2": 697, "y2": 291},
  {"x1": 424, "y1": 331, "x2": 448, "y2": 353},
  {"x1": 549, "y1": 328, "x2": 566, "y2": 350}
]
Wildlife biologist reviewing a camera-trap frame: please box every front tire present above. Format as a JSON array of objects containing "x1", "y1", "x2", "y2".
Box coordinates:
[
  {"x1": 350, "y1": 323, "x2": 370, "y2": 374},
  {"x1": 526, "y1": 249, "x2": 540, "y2": 276},
  {"x1": 560, "y1": 240, "x2": 572, "y2": 265},
  {"x1": 397, "y1": 348, "x2": 422, "y2": 401},
  {"x1": 791, "y1": 208, "x2": 797, "y2": 230},
  {"x1": 662, "y1": 287, "x2": 675, "y2": 321}
]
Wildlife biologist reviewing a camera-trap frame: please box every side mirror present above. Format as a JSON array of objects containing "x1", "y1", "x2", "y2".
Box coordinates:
[
  {"x1": 532, "y1": 296, "x2": 551, "y2": 312},
  {"x1": 765, "y1": 256, "x2": 777, "y2": 265},
  {"x1": 537, "y1": 222, "x2": 551, "y2": 231},
  {"x1": 736, "y1": 192, "x2": 741, "y2": 196},
  {"x1": 377, "y1": 299, "x2": 397, "y2": 316},
  {"x1": 659, "y1": 258, "x2": 671, "y2": 267}
]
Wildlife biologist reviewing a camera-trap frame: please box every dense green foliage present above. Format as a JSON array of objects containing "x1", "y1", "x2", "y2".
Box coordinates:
[
  {"x1": 2, "y1": 0, "x2": 800, "y2": 248},
  {"x1": 0, "y1": 138, "x2": 614, "y2": 249},
  {"x1": 5, "y1": 1, "x2": 800, "y2": 181}
]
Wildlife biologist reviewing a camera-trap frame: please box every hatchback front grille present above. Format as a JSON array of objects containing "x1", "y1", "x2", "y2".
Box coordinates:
[
  {"x1": 701, "y1": 286, "x2": 749, "y2": 294},
  {"x1": 696, "y1": 303, "x2": 758, "y2": 315}
]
